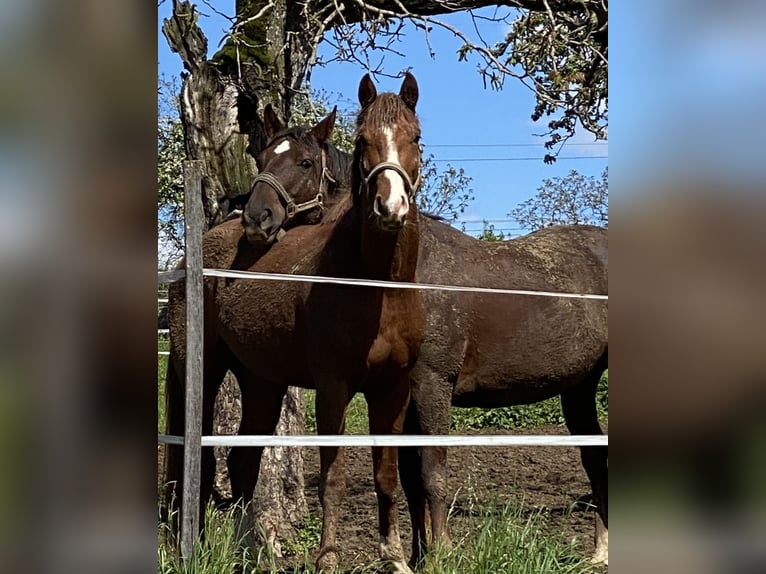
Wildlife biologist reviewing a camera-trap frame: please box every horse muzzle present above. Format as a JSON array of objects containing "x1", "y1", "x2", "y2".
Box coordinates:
[
  {"x1": 373, "y1": 193, "x2": 408, "y2": 231},
  {"x1": 241, "y1": 210, "x2": 282, "y2": 245}
]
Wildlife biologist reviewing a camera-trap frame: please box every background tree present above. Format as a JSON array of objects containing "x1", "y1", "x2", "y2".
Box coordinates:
[
  {"x1": 158, "y1": 74, "x2": 185, "y2": 270},
  {"x1": 417, "y1": 155, "x2": 474, "y2": 225},
  {"x1": 477, "y1": 221, "x2": 507, "y2": 241},
  {"x1": 510, "y1": 167, "x2": 608, "y2": 230},
  {"x1": 320, "y1": 0, "x2": 607, "y2": 161}
]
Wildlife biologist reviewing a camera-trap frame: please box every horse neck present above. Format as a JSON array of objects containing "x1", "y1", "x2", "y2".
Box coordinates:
[
  {"x1": 324, "y1": 143, "x2": 354, "y2": 204},
  {"x1": 357, "y1": 202, "x2": 420, "y2": 282}
]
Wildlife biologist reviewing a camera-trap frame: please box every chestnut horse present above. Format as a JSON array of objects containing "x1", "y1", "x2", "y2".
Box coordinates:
[
  {"x1": 227, "y1": 136, "x2": 608, "y2": 565},
  {"x1": 165, "y1": 73, "x2": 425, "y2": 572}
]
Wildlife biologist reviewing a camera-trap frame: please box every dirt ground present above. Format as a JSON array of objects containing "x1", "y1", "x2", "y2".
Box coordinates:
[{"x1": 297, "y1": 426, "x2": 601, "y2": 569}]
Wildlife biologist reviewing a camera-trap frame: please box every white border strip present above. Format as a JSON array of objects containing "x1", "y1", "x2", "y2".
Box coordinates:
[
  {"x1": 201, "y1": 268, "x2": 608, "y2": 300},
  {"x1": 157, "y1": 434, "x2": 607, "y2": 447}
]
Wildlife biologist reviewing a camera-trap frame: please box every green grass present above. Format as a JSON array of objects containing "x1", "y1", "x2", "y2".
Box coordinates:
[
  {"x1": 451, "y1": 371, "x2": 608, "y2": 431},
  {"x1": 157, "y1": 498, "x2": 598, "y2": 574},
  {"x1": 280, "y1": 514, "x2": 322, "y2": 558},
  {"x1": 425, "y1": 500, "x2": 598, "y2": 574},
  {"x1": 304, "y1": 390, "x2": 369, "y2": 434},
  {"x1": 158, "y1": 501, "x2": 268, "y2": 573}
]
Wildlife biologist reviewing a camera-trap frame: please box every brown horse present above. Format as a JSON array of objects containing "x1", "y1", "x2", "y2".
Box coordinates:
[
  {"x1": 401, "y1": 221, "x2": 608, "y2": 566},
  {"x1": 232, "y1": 145, "x2": 608, "y2": 564},
  {"x1": 166, "y1": 73, "x2": 425, "y2": 572},
  {"x1": 164, "y1": 107, "x2": 352, "y2": 522},
  {"x1": 240, "y1": 104, "x2": 354, "y2": 243}
]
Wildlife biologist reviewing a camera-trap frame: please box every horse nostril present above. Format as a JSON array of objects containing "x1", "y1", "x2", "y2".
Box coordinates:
[
  {"x1": 260, "y1": 207, "x2": 271, "y2": 225},
  {"x1": 374, "y1": 195, "x2": 385, "y2": 215}
]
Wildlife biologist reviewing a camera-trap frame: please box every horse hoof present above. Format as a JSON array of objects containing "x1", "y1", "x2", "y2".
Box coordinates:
[
  {"x1": 591, "y1": 528, "x2": 608, "y2": 565},
  {"x1": 389, "y1": 560, "x2": 415, "y2": 574},
  {"x1": 591, "y1": 549, "x2": 608, "y2": 566}
]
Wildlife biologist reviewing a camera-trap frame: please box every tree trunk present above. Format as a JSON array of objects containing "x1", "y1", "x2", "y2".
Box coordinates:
[
  {"x1": 252, "y1": 389, "x2": 307, "y2": 556},
  {"x1": 162, "y1": 0, "x2": 308, "y2": 550}
]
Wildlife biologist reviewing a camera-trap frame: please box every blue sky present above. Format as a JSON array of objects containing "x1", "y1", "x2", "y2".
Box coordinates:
[{"x1": 158, "y1": 2, "x2": 608, "y2": 237}]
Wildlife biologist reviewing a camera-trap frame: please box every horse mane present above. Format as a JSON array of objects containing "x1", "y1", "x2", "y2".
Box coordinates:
[
  {"x1": 420, "y1": 211, "x2": 448, "y2": 222},
  {"x1": 265, "y1": 126, "x2": 315, "y2": 149},
  {"x1": 356, "y1": 93, "x2": 419, "y2": 130},
  {"x1": 323, "y1": 142, "x2": 354, "y2": 196}
]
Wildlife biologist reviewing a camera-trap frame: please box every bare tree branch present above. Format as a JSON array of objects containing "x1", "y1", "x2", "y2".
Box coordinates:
[{"x1": 309, "y1": 0, "x2": 607, "y2": 159}]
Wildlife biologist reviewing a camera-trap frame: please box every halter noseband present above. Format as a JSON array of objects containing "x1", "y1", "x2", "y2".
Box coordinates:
[
  {"x1": 251, "y1": 146, "x2": 334, "y2": 220},
  {"x1": 359, "y1": 147, "x2": 422, "y2": 199}
]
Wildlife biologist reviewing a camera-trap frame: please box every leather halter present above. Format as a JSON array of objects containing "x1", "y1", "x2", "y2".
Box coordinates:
[
  {"x1": 251, "y1": 146, "x2": 335, "y2": 220},
  {"x1": 359, "y1": 145, "x2": 423, "y2": 199}
]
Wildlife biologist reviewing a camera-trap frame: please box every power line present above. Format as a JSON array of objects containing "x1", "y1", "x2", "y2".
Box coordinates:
[
  {"x1": 462, "y1": 228, "x2": 523, "y2": 234},
  {"x1": 456, "y1": 218, "x2": 519, "y2": 223},
  {"x1": 425, "y1": 143, "x2": 607, "y2": 148},
  {"x1": 430, "y1": 156, "x2": 608, "y2": 162}
]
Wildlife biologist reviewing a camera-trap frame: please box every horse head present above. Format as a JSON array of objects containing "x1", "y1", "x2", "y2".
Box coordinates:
[
  {"x1": 241, "y1": 105, "x2": 339, "y2": 244},
  {"x1": 354, "y1": 72, "x2": 422, "y2": 232}
]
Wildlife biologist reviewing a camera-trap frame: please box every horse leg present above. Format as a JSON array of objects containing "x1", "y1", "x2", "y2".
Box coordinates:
[
  {"x1": 315, "y1": 385, "x2": 351, "y2": 572},
  {"x1": 226, "y1": 376, "x2": 287, "y2": 505},
  {"x1": 163, "y1": 343, "x2": 229, "y2": 531},
  {"x1": 561, "y1": 368, "x2": 608, "y2": 565},
  {"x1": 366, "y1": 375, "x2": 413, "y2": 574},
  {"x1": 421, "y1": 445, "x2": 449, "y2": 549},
  {"x1": 410, "y1": 369, "x2": 452, "y2": 560},
  {"x1": 226, "y1": 370, "x2": 287, "y2": 554},
  {"x1": 398, "y1": 401, "x2": 427, "y2": 568},
  {"x1": 163, "y1": 351, "x2": 184, "y2": 520}
]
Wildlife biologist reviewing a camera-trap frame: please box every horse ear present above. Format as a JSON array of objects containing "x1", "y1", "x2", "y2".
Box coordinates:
[
  {"x1": 358, "y1": 74, "x2": 377, "y2": 109},
  {"x1": 399, "y1": 72, "x2": 419, "y2": 110},
  {"x1": 263, "y1": 104, "x2": 286, "y2": 138},
  {"x1": 311, "y1": 106, "x2": 336, "y2": 144}
]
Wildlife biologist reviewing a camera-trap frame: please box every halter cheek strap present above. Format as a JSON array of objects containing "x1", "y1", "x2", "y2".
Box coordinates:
[
  {"x1": 251, "y1": 147, "x2": 332, "y2": 220},
  {"x1": 360, "y1": 150, "x2": 422, "y2": 199}
]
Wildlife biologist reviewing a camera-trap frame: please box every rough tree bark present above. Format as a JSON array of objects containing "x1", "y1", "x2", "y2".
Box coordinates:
[{"x1": 162, "y1": 0, "x2": 308, "y2": 551}]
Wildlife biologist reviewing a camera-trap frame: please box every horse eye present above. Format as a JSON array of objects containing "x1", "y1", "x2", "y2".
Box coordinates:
[
  {"x1": 413, "y1": 135, "x2": 421, "y2": 144},
  {"x1": 300, "y1": 159, "x2": 313, "y2": 169}
]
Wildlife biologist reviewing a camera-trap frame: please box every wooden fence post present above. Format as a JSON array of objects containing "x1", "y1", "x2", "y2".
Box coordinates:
[{"x1": 181, "y1": 160, "x2": 204, "y2": 561}]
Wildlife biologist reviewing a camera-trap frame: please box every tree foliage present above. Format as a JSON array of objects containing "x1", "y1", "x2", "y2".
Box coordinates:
[
  {"x1": 198, "y1": 1, "x2": 607, "y2": 161},
  {"x1": 417, "y1": 155, "x2": 474, "y2": 224},
  {"x1": 487, "y1": 3, "x2": 607, "y2": 162},
  {"x1": 317, "y1": 0, "x2": 607, "y2": 160},
  {"x1": 157, "y1": 74, "x2": 185, "y2": 269},
  {"x1": 476, "y1": 221, "x2": 506, "y2": 242},
  {"x1": 510, "y1": 167, "x2": 608, "y2": 231},
  {"x1": 290, "y1": 91, "x2": 356, "y2": 153}
]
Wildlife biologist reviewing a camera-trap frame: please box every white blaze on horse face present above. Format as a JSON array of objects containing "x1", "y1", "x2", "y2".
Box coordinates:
[
  {"x1": 378, "y1": 126, "x2": 409, "y2": 218},
  {"x1": 273, "y1": 139, "x2": 291, "y2": 154}
]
